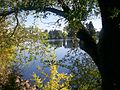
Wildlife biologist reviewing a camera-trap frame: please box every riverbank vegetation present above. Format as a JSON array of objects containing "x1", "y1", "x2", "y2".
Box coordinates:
[{"x1": 0, "y1": 22, "x2": 101, "y2": 90}]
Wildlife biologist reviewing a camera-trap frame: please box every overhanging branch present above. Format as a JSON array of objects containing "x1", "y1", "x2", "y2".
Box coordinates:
[
  {"x1": 0, "y1": 8, "x2": 16, "y2": 16},
  {"x1": 0, "y1": 7, "x2": 65, "y2": 17},
  {"x1": 0, "y1": 3, "x2": 99, "y2": 65},
  {"x1": 77, "y1": 27, "x2": 99, "y2": 66},
  {"x1": 58, "y1": 0, "x2": 71, "y2": 15},
  {"x1": 43, "y1": 7, "x2": 64, "y2": 17}
]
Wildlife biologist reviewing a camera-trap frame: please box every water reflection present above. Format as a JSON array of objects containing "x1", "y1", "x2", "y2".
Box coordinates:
[
  {"x1": 18, "y1": 39, "x2": 101, "y2": 89},
  {"x1": 48, "y1": 39, "x2": 79, "y2": 49},
  {"x1": 18, "y1": 39, "x2": 75, "y2": 82}
]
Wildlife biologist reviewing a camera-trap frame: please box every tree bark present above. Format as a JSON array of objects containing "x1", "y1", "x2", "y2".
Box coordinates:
[{"x1": 97, "y1": 0, "x2": 120, "y2": 89}]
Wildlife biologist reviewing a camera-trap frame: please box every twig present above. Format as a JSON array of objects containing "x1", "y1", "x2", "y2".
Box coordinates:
[
  {"x1": 0, "y1": 16, "x2": 6, "y2": 23},
  {"x1": 10, "y1": 13, "x2": 19, "y2": 37}
]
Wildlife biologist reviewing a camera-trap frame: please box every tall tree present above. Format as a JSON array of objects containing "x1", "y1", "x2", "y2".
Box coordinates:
[{"x1": 97, "y1": 0, "x2": 120, "y2": 89}]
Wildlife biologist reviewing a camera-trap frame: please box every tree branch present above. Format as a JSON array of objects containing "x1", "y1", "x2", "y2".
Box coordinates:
[
  {"x1": 58, "y1": 0, "x2": 71, "y2": 13},
  {"x1": 77, "y1": 27, "x2": 99, "y2": 66},
  {"x1": 0, "y1": 16, "x2": 5, "y2": 22},
  {"x1": 0, "y1": 8, "x2": 17, "y2": 16},
  {"x1": 43, "y1": 7, "x2": 64, "y2": 17},
  {"x1": 0, "y1": 2, "x2": 99, "y2": 66},
  {"x1": 0, "y1": 7, "x2": 65, "y2": 17},
  {"x1": 57, "y1": 0, "x2": 99, "y2": 65},
  {"x1": 10, "y1": 13, "x2": 19, "y2": 37}
]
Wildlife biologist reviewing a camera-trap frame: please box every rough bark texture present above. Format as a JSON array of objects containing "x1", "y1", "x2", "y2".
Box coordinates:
[
  {"x1": 97, "y1": 0, "x2": 120, "y2": 89},
  {"x1": 77, "y1": 0, "x2": 120, "y2": 89}
]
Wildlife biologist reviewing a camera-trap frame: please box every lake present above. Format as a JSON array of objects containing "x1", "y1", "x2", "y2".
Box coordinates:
[{"x1": 16, "y1": 39, "x2": 98, "y2": 85}]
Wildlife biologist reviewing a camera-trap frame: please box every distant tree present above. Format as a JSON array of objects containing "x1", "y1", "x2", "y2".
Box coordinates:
[
  {"x1": 63, "y1": 25, "x2": 76, "y2": 38},
  {"x1": 62, "y1": 31, "x2": 68, "y2": 39},
  {"x1": 86, "y1": 21, "x2": 96, "y2": 40},
  {"x1": 56, "y1": 30, "x2": 63, "y2": 39},
  {"x1": 86, "y1": 21, "x2": 96, "y2": 36},
  {"x1": 49, "y1": 31, "x2": 54, "y2": 39},
  {"x1": 48, "y1": 30, "x2": 63, "y2": 39}
]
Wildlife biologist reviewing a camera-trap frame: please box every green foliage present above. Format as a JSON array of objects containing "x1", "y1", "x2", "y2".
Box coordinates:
[
  {"x1": 58, "y1": 48, "x2": 102, "y2": 90},
  {"x1": 0, "y1": 0, "x2": 102, "y2": 89},
  {"x1": 86, "y1": 21, "x2": 96, "y2": 40},
  {"x1": 33, "y1": 65, "x2": 72, "y2": 90},
  {"x1": 31, "y1": 45, "x2": 101, "y2": 90},
  {"x1": 0, "y1": 46, "x2": 16, "y2": 82},
  {"x1": 62, "y1": 31, "x2": 68, "y2": 39},
  {"x1": 63, "y1": 25, "x2": 76, "y2": 38},
  {"x1": 0, "y1": 16, "x2": 49, "y2": 88},
  {"x1": 0, "y1": 0, "x2": 56, "y2": 12},
  {"x1": 16, "y1": 27, "x2": 49, "y2": 64},
  {"x1": 110, "y1": 8, "x2": 120, "y2": 19},
  {"x1": 33, "y1": 73, "x2": 43, "y2": 89},
  {"x1": 48, "y1": 30, "x2": 64, "y2": 39},
  {"x1": 0, "y1": 16, "x2": 101, "y2": 89},
  {"x1": 0, "y1": 17, "x2": 18, "y2": 84},
  {"x1": 32, "y1": 49, "x2": 72, "y2": 90}
]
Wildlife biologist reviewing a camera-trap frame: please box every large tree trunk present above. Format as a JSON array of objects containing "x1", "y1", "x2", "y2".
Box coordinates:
[
  {"x1": 77, "y1": 1, "x2": 120, "y2": 89},
  {"x1": 97, "y1": 0, "x2": 120, "y2": 89}
]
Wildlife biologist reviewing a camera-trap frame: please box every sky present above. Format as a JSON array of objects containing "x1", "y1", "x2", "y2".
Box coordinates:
[
  {"x1": 87, "y1": 17, "x2": 102, "y2": 31},
  {"x1": 24, "y1": 12, "x2": 102, "y2": 31}
]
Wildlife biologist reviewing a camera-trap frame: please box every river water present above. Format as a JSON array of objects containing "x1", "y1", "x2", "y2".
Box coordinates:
[{"x1": 16, "y1": 39, "x2": 98, "y2": 84}]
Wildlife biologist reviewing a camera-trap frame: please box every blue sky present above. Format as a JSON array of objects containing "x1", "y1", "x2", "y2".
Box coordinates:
[
  {"x1": 24, "y1": 13, "x2": 102, "y2": 31},
  {"x1": 87, "y1": 18, "x2": 102, "y2": 31}
]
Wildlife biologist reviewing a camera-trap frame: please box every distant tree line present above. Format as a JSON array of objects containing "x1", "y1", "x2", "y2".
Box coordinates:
[
  {"x1": 48, "y1": 30, "x2": 67, "y2": 39},
  {"x1": 47, "y1": 21, "x2": 99, "y2": 40},
  {"x1": 63, "y1": 21, "x2": 99, "y2": 40}
]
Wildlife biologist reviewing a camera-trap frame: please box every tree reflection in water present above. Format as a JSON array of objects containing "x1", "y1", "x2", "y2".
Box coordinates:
[
  {"x1": 0, "y1": 37, "x2": 102, "y2": 90},
  {"x1": 54, "y1": 39, "x2": 102, "y2": 90}
]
